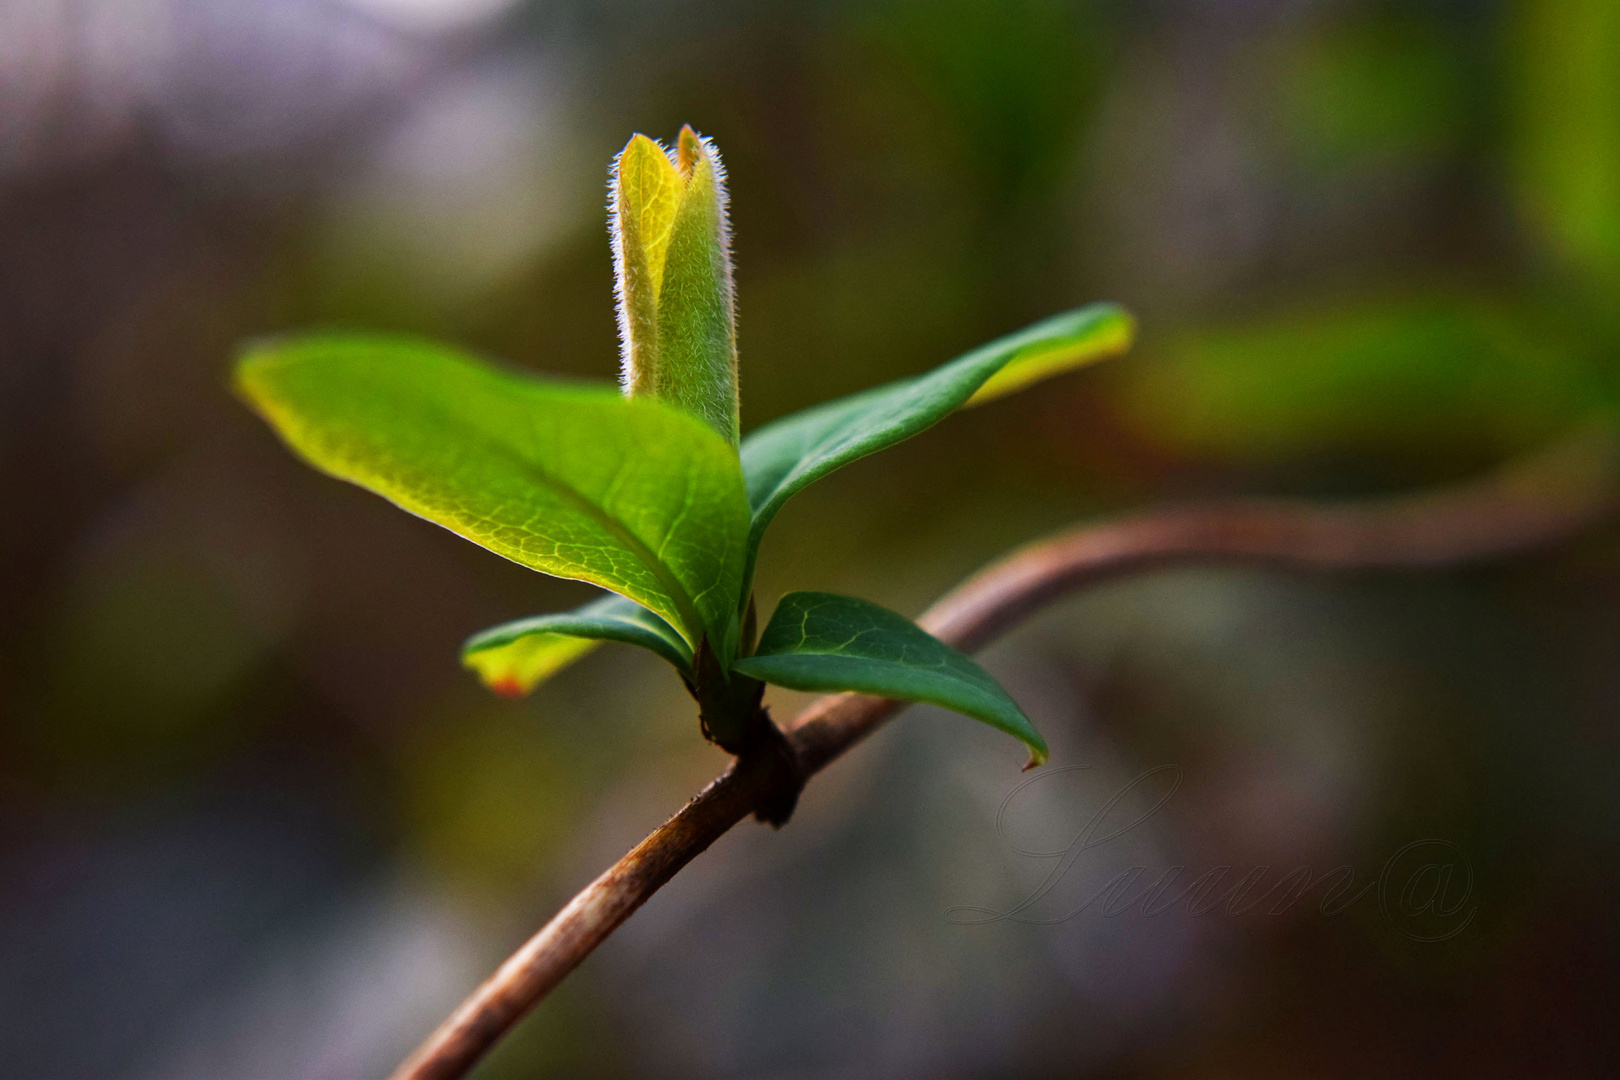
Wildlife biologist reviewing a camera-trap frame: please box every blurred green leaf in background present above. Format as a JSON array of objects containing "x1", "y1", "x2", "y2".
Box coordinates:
[
  {"x1": 1513, "y1": 0, "x2": 1620, "y2": 300},
  {"x1": 1121, "y1": 294, "x2": 1608, "y2": 472}
]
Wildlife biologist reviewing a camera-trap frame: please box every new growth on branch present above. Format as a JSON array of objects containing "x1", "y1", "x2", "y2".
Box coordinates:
[{"x1": 237, "y1": 125, "x2": 1135, "y2": 795}]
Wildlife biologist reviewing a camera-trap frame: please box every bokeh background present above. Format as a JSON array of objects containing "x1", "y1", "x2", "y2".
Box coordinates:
[{"x1": 4, "y1": 0, "x2": 1620, "y2": 1076}]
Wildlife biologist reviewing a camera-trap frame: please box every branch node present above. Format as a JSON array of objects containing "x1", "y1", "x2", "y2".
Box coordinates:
[{"x1": 738, "y1": 706, "x2": 804, "y2": 827}]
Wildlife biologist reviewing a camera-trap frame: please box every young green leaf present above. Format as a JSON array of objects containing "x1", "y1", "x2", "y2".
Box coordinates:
[
  {"x1": 738, "y1": 303, "x2": 1132, "y2": 593},
  {"x1": 609, "y1": 126, "x2": 740, "y2": 444},
  {"x1": 731, "y1": 591, "x2": 1048, "y2": 767},
  {"x1": 656, "y1": 128, "x2": 741, "y2": 444},
  {"x1": 235, "y1": 334, "x2": 748, "y2": 656},
  {"x1": 464, "y1": 593, "x2": 693, "y2": 697},
  {"x1": 610, "y1": 134, "x2": 685, "y2": 397}
]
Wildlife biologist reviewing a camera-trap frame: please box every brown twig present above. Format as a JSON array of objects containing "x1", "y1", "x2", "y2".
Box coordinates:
[{"x1": 391, "y1": 426, "x2": 1618, "y2": 1080}]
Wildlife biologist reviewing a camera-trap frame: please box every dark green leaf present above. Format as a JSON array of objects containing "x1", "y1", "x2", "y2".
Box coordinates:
[
  {"x1": 732, "y1": 591, "x2": 1047, "y2": 766},
  {"x1": 463, "y1": 594, "x2": 692, "y2": 697},
  {"x1": 739, "y1": 303, "x2": 1130, "y2": 593}
]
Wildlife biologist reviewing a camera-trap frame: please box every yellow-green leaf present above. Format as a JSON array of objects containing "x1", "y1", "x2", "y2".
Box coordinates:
[
  {"x1": 608, "y1": 126, "x2": 740, "y2": 445},
  {"x1": 465, "y1": 633, "x2": 601, "y2": 699},
  {"x1": 965, "y1": 306, "x2": 1135, "y2": 406},
  {"x1": 611, "y1": 134, "x2": 685, "y2": 397},
  {"x1": 657, "y1": 129, "x2": 740, "y2": 444},
  {"x1": 236, "y1": 334, "x2": 749, "y2": 656}
]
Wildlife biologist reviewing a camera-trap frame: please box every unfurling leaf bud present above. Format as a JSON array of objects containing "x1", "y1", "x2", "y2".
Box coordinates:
[{"x1": 609, "y1": 126, "x2": 740, "y2": 444}]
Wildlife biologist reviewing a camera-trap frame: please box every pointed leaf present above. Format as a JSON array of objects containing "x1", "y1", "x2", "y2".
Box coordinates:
[
  {"x1": 963, "y1": 306, "x2": 1134, "y2": 406},
  {"x1": 611, "y1": 134, "x2": 684, "y2": 397},
  {"x1": 236, "y1": 334, "x2": 748, "y2": 654},
  {"x1": 464, "y1": 594, "x2": 692, "y2": 697},
  {"x1": 732, "y1": 591, "x2": 1047, "y2": 766},
  {"x1": 465, "y1": 633, "x2": 599, "y2": 699},
  {"x1": 656, "y1": 127, "x2": 740, "y2": 444},
  {"x1": 739, "y1": 303, "x2": 1132, "y2": 590}
]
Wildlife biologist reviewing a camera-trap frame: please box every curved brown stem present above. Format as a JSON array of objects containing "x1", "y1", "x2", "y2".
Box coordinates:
[{"x1": 391, "y1": 426, "x2": 1618, "y2": 1080}]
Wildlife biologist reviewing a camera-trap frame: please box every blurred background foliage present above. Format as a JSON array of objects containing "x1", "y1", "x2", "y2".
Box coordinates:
[{"x1": 3, "y1": 0, "x2": 1620, "y2": 1076}]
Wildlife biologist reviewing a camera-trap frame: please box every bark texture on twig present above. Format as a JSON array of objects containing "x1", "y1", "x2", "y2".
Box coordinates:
[{"x1": 392, "y1": 427, "x2": 1617, "y2": 1080}]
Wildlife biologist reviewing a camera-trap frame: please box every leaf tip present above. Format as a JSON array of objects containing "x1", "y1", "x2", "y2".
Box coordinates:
[
  {"x1": 619, "y1": 131, "x2": 662, "y2": 154},
  {"x1": 489, "y1": 675, "x2": 527, "y2": 699},
  {"x1": 676, "y1": 124, "x2": 702, "y2": 176},
  {"x1": 464, "y1": 643, "x2": 540, "y2": 698},
  {"x1": 647, "y1": 124, "x2": 740, "y2": 444},
  {"x1": 230, "y1": 336, "x2": 275, "y2": 385},
  {"x1": 229, "y1": 336, "x2": 303, "y2": 433},
  {"x1": 1101, "y1": 305, "x2": 1138, "y2": 357},
  {"x1": 964, "y1": 303, "x2": 1138, "y2": 408}
]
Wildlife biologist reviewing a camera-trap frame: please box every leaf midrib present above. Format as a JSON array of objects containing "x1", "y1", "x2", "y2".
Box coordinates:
[
  {"x1": 366, "y1": 381, "x2": 715, "y2": 644},
  {"x1": 478, "y1": 432, "x2": 709, "y2": 645}
]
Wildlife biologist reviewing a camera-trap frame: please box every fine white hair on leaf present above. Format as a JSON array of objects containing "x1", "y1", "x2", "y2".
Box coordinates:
[
  {"x1": 694, "y1": 130, "x2": 739, "y2": 397},
  {"x1": 607, "y1": 136, "x2": 680, "y2": 397},
  {"x1": 609, "y1": 127, "x2": 740, "y2": 442},
  {"x1": 680, "y1": 129, "x2": 739, "y2": 437}
]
